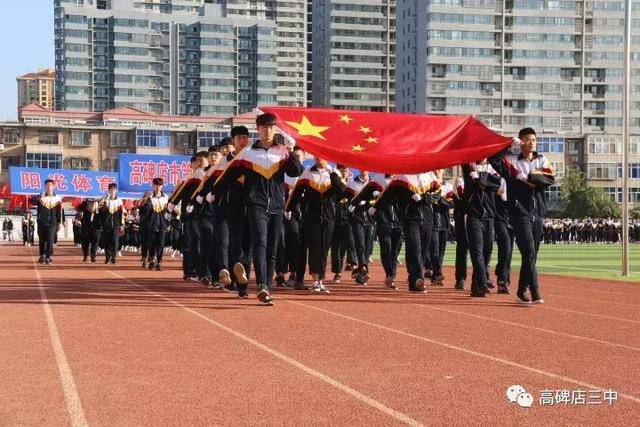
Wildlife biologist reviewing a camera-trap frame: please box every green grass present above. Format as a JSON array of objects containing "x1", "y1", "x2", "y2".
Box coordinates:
[{"x1": 372, "y1": 243, "x2": 640, "y2": 283}]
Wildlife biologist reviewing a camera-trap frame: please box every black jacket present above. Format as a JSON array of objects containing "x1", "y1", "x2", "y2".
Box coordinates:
[
  {"x1": 461, "y1": 163, "x2": 501, "y2": 220},
  {"x1": 215, "y1": 141, "x2": 303, "y2": 214},
  {"x1": 489, "y1": 149, "x2": 555, "y2": 219},
  {"x1": 36, "y1": 194, "x2": 63, "y2": 227},
  {"x1": 287, "y1": 166, "x2": 346, "y2": 225}
]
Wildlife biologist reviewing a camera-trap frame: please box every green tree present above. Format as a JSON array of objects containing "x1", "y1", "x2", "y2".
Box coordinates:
[
  {"x1": 631, "y1": 206, "x2": 640, "y2": 220},
  {"x1": 560, "y1": 168, "x2": 620, "y2": 219}
]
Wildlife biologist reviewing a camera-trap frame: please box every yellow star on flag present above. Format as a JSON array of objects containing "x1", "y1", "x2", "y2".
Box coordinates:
[
  {"x1": 359, "y1": 126, "x2": 372, "y2": 134},
  {"x1": 365, "y1": 137, "x2": 378, "y2": 144},
  {"x1": 285, "y1": 115, "x2": 330, "y2": 141},
  {"x1": 352, "y1": 145, "x2": 365, "y2": 152},
  {"x1": 339, "y1": 114, "x2": 353, "y2": 124}
]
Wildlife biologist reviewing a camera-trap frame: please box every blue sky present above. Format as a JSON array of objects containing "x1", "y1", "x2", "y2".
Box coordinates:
[{"x1": 0, "y1": 1, "x2": 54, "y2": 121}]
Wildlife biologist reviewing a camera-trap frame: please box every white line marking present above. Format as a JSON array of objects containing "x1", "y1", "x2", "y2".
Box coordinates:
[
  {"x1": 369, "y1": 297, "x2": 640, "y2": 353},
  {"x1": 108, "y1": 271, "x2": 423, "y2": 427},
  {"x1": 286, "y1": 300, "x2": 640, "y2": 404},
  {"x1": 32, "y1": 255, "x2": 88, "y2": 427},
  {"x1": 538, "y1": 305, "x2": 640, "y2": 324}
]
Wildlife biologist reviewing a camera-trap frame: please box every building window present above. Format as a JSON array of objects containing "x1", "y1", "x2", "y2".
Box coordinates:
[
  {"x1": 136, "y1": 129, "x2": 169, "y2": 147},
  {"x1": 2, "y1": 129, "x2": 21, "y2": 144},
  {"x1": 38, "y1": 131, "x2": 58, "y2": 145},
  {"x1": 70, "y1": 130, "x2": 91, "y2": 146},
  {"x1": 601, "y1": 187, "x2": 623, "y2": 203},
  {"x1": 536, "y1": 137, "x2": 564, "y2": 154},
  {"x1": 102, "y1": 158, "x2": 119, "y2": 172},
  {"x1": 629, "y1": 163, "x2": 640, "y2": 179},
  {"x1": 109, "y1": 131, "x2": 129, "y2": 147},
  {"x1": 587, "y1": 162, "x2": 621, "y2": 180},
  {"x1": 26, "y1": 153, "x2": 62, "y2": 169},
  {"x1": 67, "y1": 157, "x2": 91, "y2": 170},
  {"x1": 197, "y1": 131, "x2": 226, "y2": 148},
  {"x1": 551, "y1": 161, "x2": 565, "y2": 178},
  {"x1": 588, "y1": 136, "x2": 620, "y2": 154}
]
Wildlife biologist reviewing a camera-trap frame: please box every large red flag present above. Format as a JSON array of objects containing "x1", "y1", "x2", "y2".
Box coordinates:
[{"x1": 260, "y1": 107, "x2": 512, "y2": 174}]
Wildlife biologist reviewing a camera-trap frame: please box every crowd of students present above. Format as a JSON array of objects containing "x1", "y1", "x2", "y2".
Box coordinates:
[{"x1": 31, "y1": 115, "x2": 569, "y2": 306}]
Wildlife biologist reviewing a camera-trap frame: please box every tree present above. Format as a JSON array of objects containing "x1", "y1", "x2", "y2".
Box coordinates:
[
  {"x1": 631, "y1": 206, "x2": 640, "y2": 220},
  {"x1": 560, "y1": 168, "x2": 620, "y2": 219}
]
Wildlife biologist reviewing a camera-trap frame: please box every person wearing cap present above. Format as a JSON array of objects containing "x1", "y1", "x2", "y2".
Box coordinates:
[
  {"x1": 78, "y1": 198, "x2": 100, "y2": 262},
  {"x1": 140, "y1": 177, "x2": 170, "y2": 270},
  {"x1": 36, "y1": 179, "x2": 63, "y2": 264},
  {"x1": 97, "y1": 182, "x2": 124, "y2": 264},
  {"x1": 211, "y1": 114, "x2": 303, "y2": 305},
  {"x1": 490, "y1": 127, "x2": 555, "y2": 304}
]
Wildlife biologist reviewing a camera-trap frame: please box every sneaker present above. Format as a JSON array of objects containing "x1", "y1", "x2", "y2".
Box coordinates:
[
  {"x1": 38, "y1": 256, "x2": 45, "y2": 264},
  {"x1": 486, "y1": 281, "x2": 495, "y2": 289},
  {"x1": 384, "y1": 277, "x2": 398, "y2": 290},
  {"x1": 431, "y1": 274, "x2": 445, "y2": 286},
  {"x1": 311, "y1": 281, "x2": 322, "y2": 293},
  {"x1": 531, "y1": 290, "x2": 544, "y2": 304},
  {"x1": 237, "y1": 285, "x2": 249, "y2": 298},
  {"x1": 148, "y1": 260, "x2": 155, "y2": 270},
  {"x1": 91, "y1": 256, "x2": 96, "y2": 263},
  {"x1": 118, "y1": 251, "x2": 122, "y2": 257},
  {"x1": 516, "y1": 290, "x2": 532, "y2": 305},
  {"x1": 413, "y1": 278, "x2": 427, "y2": 293},
  {"x1": 497, "y1": 286, "x2": 510, "y2": 295},
  {"x1": 332, "y1": 273, "x2": 342, "y2": 284},
  {"x1": 470, "y1": 290, "x2": 488, "y2": 298},
  {"x1": 257, "y1": 285, "x2": 273, "y2": 305},
  {"x1": 202, "y1": 277, "x2": 212, "y2": 287},
  {"x1": 454, "y1": 280, "x2": 465, "y2": 290},
  {"x1": 319, "y1": 283, "x2": 330, "y2": 293},
  {"x1": 218, "y1": 269, "x2": 232, "y2": 286},
  {"x1": 224, "y1": 283, "x2": 237, "y2": 294},
  {"x1": 189, "y1": 276, "x2": 201, "y2": 283},
  {"x1": 44, "y1": 258, "x2": 51, "y2": 265},
  {"x1": 83, "y1": 256, "x2": 88, "y2": 262},
  {"x1": 155, "y1": 263, "x2": 161, "y2": 271},
  {"x1": 110, "y1": 259, "x2": 117, "y2": 265},
  {"x1": 344, "y1": 264, "x2": 353, "y2": 272},
  {"x1": 424, "y1": 269, "x2": 433, "y2": 279},
  {"x1": 104, "y1": 259, "x2": 110, "y2": 264},
  {"x1": 233, "y1": 263, "x2": 248, "y2": 285},
  {"x1": 142, "y1": 260, "x2": 148, "y2": 269},
  {"x1": 354, "y1": 273, "x2": 367, "y2": 286},
  {"x1": 275, "y1": 275, "x2": 286, "y2": 287}
]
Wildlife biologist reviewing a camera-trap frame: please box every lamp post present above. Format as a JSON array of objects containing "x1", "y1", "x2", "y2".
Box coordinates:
[{"x1": 621, "y1": 0, "x2": 631, "y2": 276}]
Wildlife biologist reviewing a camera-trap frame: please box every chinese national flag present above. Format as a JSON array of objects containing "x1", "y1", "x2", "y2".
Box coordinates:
[{"x1": 260, "y1": 107, "x2": 512, "y2": 174}]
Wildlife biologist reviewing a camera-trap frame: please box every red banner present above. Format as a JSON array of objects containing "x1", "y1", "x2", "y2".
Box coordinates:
[{"x1": 261, "y1": 107, "x2": 512, "y2": 174}]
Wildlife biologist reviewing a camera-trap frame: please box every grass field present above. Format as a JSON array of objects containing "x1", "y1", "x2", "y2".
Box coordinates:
[{"x1": 375, "y1": 243, "x2": 640, "y2": 283}]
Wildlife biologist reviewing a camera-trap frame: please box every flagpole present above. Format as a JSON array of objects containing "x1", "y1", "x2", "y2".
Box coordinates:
[{"x1": 621, "y1": 0, "x2": 631, "y2": 276}]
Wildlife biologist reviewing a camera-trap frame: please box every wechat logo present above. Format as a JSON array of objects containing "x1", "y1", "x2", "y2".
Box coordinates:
[{"x1": 507, "y1": 385, "x2": 534, "y2": 408}]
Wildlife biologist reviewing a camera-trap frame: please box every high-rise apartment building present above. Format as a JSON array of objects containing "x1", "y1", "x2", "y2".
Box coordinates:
[
  {"x1": 17, "y1": 69, "x2": 56, "y2": 110},
  {"x1": 311, "y1": 0, "x2": 396, "y2": 111},
  {"x1": 54, "y1": 0, "x2": 278, "y2": 115},
  {"x1": 396, "y1": 0, "x2": 640, "y2": 206},
  {"x1": 223, "y1": 0, "x2": 308, "y2": 106}
]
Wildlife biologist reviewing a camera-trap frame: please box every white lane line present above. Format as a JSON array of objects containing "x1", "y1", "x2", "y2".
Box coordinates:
[
  {"x1": 365, "y1": 296, "x2": 640, "y2": 353},
  {"x1": 108, "y1": 271, "x2": 424, "y2": 427},
  {"x1": 33, "y1": 255, "x2": 88, "y2": 427},
  {"x1": 538, "y1": 305, "x2": 640, "y2": 324},
  {"x1": 287, "y1": 300, "x2": 640, "y2": 404}
]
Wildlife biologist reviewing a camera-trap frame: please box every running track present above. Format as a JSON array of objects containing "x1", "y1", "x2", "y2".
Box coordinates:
[{"x1": 1, "y1": 243, "x2": 639, "y2": 425}]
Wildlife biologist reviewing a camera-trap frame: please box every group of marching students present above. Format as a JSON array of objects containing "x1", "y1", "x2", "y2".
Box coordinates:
[{"x1": 34, "y1": 113, "x2": 555, "y2": 306}]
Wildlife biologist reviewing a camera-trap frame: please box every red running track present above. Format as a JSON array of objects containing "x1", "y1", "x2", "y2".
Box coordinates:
[{"x1": 1, "y1": 243, "x2": 639, "y2": 425}]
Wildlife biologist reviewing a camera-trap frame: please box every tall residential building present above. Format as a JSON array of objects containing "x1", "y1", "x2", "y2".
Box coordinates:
[
  {"x1": 311, "y1": 0, "x2": 396, "y2": 111},
  {"x1": 223, "y1": 0, "x2": 308, "y2": 106},
  {"x1": 54, "y1": 0, "x2": 278, "y2": 115},
  {"x1": 17, "y1": 69, "x2": 56, "y2": 110},
  {"x1": 396, "y1": 0, "x2": 640, "y2": 206}
]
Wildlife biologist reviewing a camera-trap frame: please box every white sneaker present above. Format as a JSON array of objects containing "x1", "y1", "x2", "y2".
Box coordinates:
[
  {"x1": 311, "y1": 281, "x2": 322, "y2": 293},
  {"x1": 118, "y1": 251, "x2": 122, "y2": 257},
  {"x1": 319, "y1": 283, "x2": 330, "y2": 294}
]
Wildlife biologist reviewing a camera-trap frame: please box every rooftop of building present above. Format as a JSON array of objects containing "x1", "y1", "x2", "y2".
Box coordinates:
[
  {"x1": 14, "y1": 103, "x2": 259, "y2": 128},
  {"x1": 17, "y1": 69, "x2": 55, "y2": 81}
]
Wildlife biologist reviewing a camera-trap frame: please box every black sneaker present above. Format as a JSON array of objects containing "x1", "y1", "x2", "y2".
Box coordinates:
[
  {"x1": 154, "y1": 263, "x2": 161, "y2": 271},
  {"x1": 424, "y1": 269, "x2": 433, "y2": 279},
  {"x1": 104, "y1": 259, "x2": 110, "y2": 264},
  {"x1": 38, "y1": 256, "x2": 45, "y2": 264},
  {"x1": 470, "y1": 290, "x2": 487, "y2": 298},
  {"x1": 454, "y1": 280, "x2": 465, "y2": 290},
  {"x1": 275, "y1": 275, "x2": 286, "y2": 287},
  {"x1": 237, "y1": 284, "x2": 249, "y2": 298},
  {"x1": 202, "y1": 277, "x2": 211, "y2": 287},
  {"x1": 497, "y1": 286, "x2": 510, "y2": 295},
  {"x1": 486, "y1": 281, "x2": 495, "y2": 289},
  {"x1": 111, "y1": 258, "x2": 116, "y2": 265},
  {"x1": 91, "y1": 256, "x2": 96, "y2": 263},
  {"x1": 531, "y1": 289, "x2": 544, "y2": 304},
  {"x1": 257, "y1": 285, "x2": 272, "y2": 305},
  {"x1": 516, "y1": 290, "x2": 532, "y2": 304},
  {"x1": 44, "y1": 258, "x2": 51, "y2": 265},
  {"x1": 431, "y1": 274, "x2": 445, "y2": 286},
  {"x1": 83, "y1": 256, "x2": 88, "y2": 262},
  {"x1": 224, "y1": 283, "x2": 237, "y2": 293}
]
